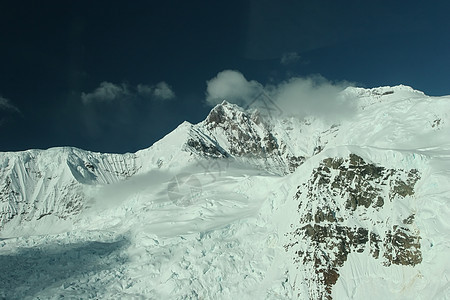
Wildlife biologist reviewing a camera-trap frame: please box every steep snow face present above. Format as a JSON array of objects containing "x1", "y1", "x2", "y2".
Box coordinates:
[
  {"x1": 0, "y1": 85, "x2": 450, "y2": 299},
  {"x1": 0, "y1": 147, "x2": 139, "y2": 233},
  {"x1": 0, "y1": 121, "x2": 194, "y2": 234},
  {"x1": 335, "y1": 86, "x2": 449, "y2": 150}
]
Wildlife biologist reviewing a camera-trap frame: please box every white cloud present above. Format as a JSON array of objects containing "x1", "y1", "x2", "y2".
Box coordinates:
[
  {"x1": 137, "y1": 81, "x2": 175, "y2": 100},
  {"x1": 0, "y1": 96, "x2": 20, "y2": 112},
  {"x1": 271, "y1": 75, "x2": 354, "y2": 120},
  {"x1": 205, "y1": 70, "x2": 355, "y2": 121},
  {"x1": 153, "y1": 82, "x2": 176, "y2": 100},
  {"x1": 82, "y1": 81, "x2": 175, "y2": 105},
  {"x1": 0, "y1": 95, "x2": 20, "y2": 127},
  {"x1": 80, "y1": 80, "x2": 176, "y2": 138},
  {"x1": 205, "y1": 70, "x2": 262, "y2": 106},
  {"x1": 281, "y1": 52, "x2": 301, "y2": 65},
  {"x1": 136, "y1": 84, "x2": 153, "y2": 96},
  {"x1": 81, "y1": 82, "x2": 129, "y2": 104}
]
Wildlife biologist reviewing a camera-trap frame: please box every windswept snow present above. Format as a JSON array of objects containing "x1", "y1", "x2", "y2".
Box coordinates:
[{"x1": 1, "y1": 162, "x2": 291, "y2": 299}]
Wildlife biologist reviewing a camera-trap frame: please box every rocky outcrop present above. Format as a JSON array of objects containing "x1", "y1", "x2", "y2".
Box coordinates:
[
  {"x1": 185, "y1": 101, "x2": 306, "y2": 175},
  {"x1": 285, "y1": 154, "x2": 422, "y2": 299},
  {"x1": 204, "y1": 101, "x2": 280, "y2": 158}
]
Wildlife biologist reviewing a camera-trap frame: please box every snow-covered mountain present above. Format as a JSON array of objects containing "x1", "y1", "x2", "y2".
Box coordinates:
[{"x1": 1, "y1": 85, "x2": 449, "y2": 299}]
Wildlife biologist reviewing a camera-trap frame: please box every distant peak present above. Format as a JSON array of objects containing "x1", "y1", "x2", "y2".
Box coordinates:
[{"x1": 343, "y1": 85, "x2": 425, "y2": 97}]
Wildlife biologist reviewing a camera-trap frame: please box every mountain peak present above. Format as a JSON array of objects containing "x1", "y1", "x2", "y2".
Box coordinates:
[
  {"x1": 220, "y1": 99, "x2": 231, "y2": 106},
  {"x1": 205, "y1": 100, "x2": 245, "y2": 125}
]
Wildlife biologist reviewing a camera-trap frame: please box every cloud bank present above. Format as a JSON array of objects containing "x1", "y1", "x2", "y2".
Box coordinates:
[
  {"x1": 80, "y1": 80, "x2": 176, "y2": 141},
  {"x1": 205, "y1": 70, "x2": 355, "y2": 121},
  {"x1": 81, "y1": 82, "x2": 130, "y2": 104},
  {"x1": 82, "y1": 81, "x2": 175, "y2": 104}
]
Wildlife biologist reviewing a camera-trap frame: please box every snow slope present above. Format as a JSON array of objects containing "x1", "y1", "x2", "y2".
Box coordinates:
[{"x1": 0, "y1": 85, "x2": 449, "y2": 299}]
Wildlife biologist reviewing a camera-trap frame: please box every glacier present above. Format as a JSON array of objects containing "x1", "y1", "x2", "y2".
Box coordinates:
[{"x1": 0, "y1": 85, "x2": 449, "y2": 299}]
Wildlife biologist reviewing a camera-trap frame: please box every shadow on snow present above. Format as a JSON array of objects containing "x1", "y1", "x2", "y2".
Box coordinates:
[{"x1": 0, "y1": 238, "x2": 129, "y2": 299}]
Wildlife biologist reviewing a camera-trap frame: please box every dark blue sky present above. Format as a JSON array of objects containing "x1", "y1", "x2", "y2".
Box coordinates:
[{"x1": 1, "y1": 0, "x2": 449, "y2": 153}]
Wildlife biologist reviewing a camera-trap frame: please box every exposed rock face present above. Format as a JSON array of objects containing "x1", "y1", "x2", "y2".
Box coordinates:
[
  {"x1": 284, "y1": 154, "x2": 421, "y2": 299},
  {"x1": 185, "y1": 138, "x2": 228, "y2": 159},
  {"x1": 185, "y1": 101, "x2": 305, "y2": 175},
  {"x1": 203, "y1": 101, "x2": 280, "y2": 158}
]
